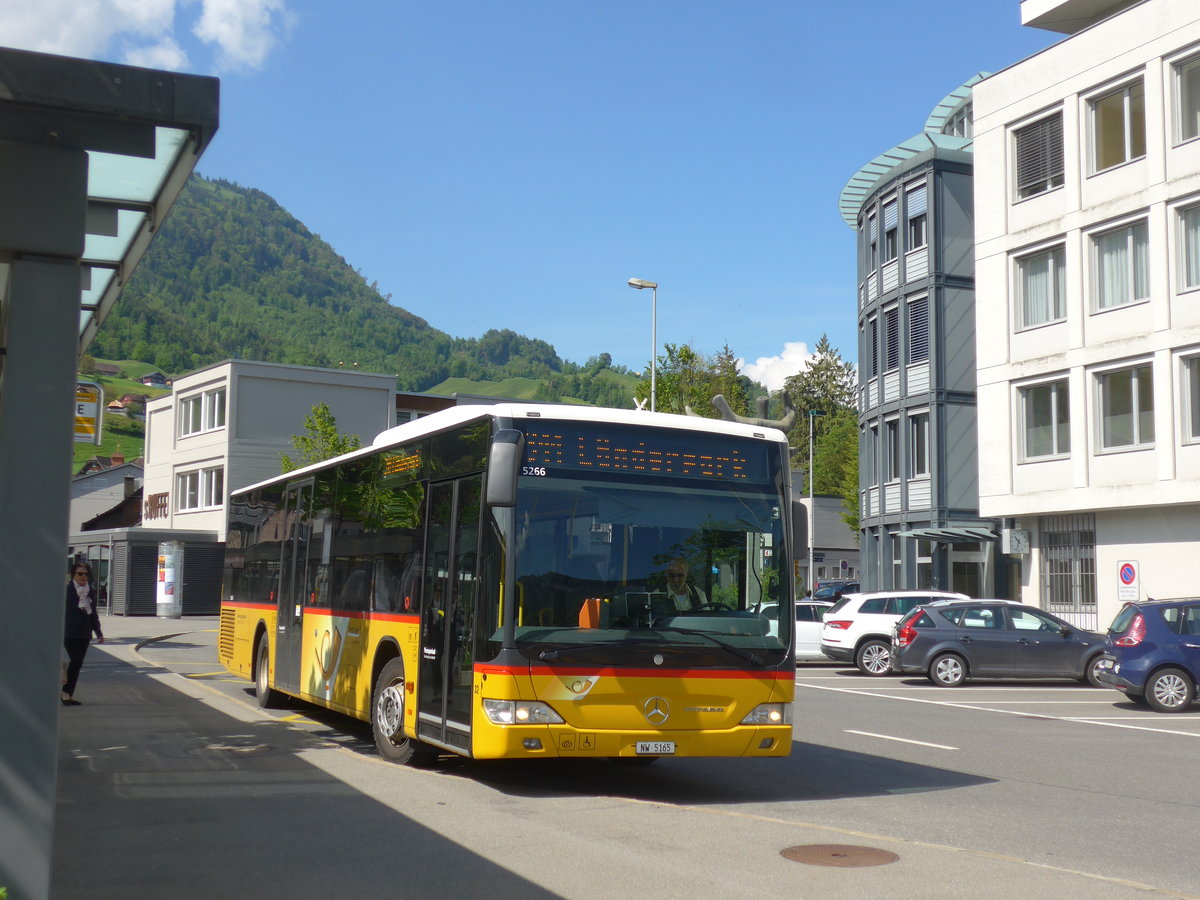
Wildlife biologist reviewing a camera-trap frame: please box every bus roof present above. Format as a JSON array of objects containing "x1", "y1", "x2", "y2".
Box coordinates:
[{"x1": 232, "y1": 403, "x2": 789, "y2": 497}]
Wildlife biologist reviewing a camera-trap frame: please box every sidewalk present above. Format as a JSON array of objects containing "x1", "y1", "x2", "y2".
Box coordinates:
[{"x1": 53, "y1": 614, "x2": 558, "y2": 900}]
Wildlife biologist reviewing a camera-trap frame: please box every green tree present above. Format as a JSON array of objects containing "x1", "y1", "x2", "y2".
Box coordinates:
[
  {"x1": 635, "y1": 343, "x2": 752, "y2": 419},
  {"x1": 78, "y1": 354, "x2": 97, "y2": 376},
  {"x1": 815, "y1": 408, "x2": 859, "y2": 534},
  {"x1": 280, "y1": 402, "x2": 362, "y2": 472},
  {"x1": 781, "y1": 335, "x2": 858, "y2": 536}
]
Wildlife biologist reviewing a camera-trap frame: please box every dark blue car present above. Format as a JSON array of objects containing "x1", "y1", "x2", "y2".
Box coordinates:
[{"x1": 1095, "y1": 599, "x2": 1200, "y2": 712}]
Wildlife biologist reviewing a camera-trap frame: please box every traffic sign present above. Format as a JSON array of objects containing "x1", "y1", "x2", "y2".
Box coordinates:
[{"x1": 1117, "y1": 560, "x2": 1139, "y2": 603}]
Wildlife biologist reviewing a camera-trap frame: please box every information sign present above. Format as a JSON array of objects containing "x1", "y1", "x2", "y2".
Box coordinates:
[{"x1": 75, "y1": 381, "x2": 103, "y2": 445}]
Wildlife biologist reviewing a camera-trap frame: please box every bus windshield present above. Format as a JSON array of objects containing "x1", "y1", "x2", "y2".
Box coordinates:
[{"x1": 509, "y1": 472, "x2": 789, "y2": 668}]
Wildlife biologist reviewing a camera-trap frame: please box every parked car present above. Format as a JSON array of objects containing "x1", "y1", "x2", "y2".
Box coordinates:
[
  {"x1": 820, "y1": 590, "x2": 968, "y2": 675},
  {"x1": 891, "y1": 599, "x2": 1107, "y2": 687},
  {"x1": 812, "y1": 580, "x2": 860, "y2": 602},
  {"x1": 1095, "y1": 598, "x2": 1200, "y2": 712},
  {"x1": 757, "y1": 599, "x2": 835, "y2": 661}
]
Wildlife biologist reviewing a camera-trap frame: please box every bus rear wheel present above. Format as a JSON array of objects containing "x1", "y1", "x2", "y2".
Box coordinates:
[{"x1": 372, "y1": 658, "x2": 436, "y2": 766}]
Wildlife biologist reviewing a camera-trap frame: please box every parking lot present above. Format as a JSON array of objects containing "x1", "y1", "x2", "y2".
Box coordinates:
[{"x1": 795, "y1": 661, "x2": 1200, "y2": 740}]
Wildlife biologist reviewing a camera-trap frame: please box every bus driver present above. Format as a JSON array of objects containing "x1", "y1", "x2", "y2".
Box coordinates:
[{"x1": 664, "y1": 558, "x2": 707, "y2": 611}]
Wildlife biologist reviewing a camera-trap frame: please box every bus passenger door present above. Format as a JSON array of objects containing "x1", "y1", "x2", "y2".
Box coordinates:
[
  {"x1": 274, "y1": 481, "x2": 312, "y2": 694},
  {"x1": 418, "y1": 475, "x2": 481, "y2": 754}
]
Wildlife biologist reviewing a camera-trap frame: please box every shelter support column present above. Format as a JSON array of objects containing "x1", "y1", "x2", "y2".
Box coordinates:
[{"x1": 0, "y1": 142, "x2": 87, "y2": 900}]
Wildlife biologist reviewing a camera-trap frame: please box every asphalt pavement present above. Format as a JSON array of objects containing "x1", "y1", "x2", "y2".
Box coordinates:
[{"x1": 49, "y1": 614, "x2": 1197, "y2": 899}]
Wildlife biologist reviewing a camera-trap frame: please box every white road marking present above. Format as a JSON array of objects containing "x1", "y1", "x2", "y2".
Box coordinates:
[
  {"x1": 845, "y1": 729, "x2": 958, "y2": 750},
  {"x1": 797, "y1": 680, "x2": 1200, "y2": 738}
]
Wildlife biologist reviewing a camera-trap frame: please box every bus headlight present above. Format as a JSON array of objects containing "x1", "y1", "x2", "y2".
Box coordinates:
[
  {"x1": 740, "y1": 703, "x2": 792, "y2": 725},
  {"x1": 482, "y1": 699, "x2": 565, "y2": 725}
]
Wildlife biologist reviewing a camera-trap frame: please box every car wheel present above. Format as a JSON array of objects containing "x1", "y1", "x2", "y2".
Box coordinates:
[
  {"x1": 929, "y1": 652, "x2": 967, "y2": 687},
  {"x1": 855, "y1": 639, "x2": 892, "y2": 676},
  {"x1": 372, "y1": 658, "x2": 438, "y2": 765},
  {"x1": 1145, "y1": 668, "x2": 1195, "y2": 713},
  {"x1": 1083, "y1": 654, "x2": 1106, "y2": 689},
  {"x1": 255, "y1": 633, "x2": 286, "y2": 708}
]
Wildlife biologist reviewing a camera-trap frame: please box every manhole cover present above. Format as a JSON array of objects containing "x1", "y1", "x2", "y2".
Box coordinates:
[{"x1": 781, "y1": 844, "x2": 899, "y2": 868}]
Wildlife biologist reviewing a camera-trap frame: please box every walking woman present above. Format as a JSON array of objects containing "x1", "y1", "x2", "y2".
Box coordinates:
[{"x1": 63, "y1": 561, "x2": 104, "y2": 705}]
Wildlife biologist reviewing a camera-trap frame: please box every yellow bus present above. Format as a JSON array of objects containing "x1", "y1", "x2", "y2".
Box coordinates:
[{"x1": 219, "y1": 403, "x2": 795, "y2": 764}]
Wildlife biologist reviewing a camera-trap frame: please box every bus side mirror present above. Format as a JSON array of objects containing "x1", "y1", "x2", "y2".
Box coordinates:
[{"x1": 486, "y1": 429, "x2": 523, "y2": 507}]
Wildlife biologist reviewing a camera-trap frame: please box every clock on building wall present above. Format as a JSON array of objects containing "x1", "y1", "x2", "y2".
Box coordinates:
[{"x1": 1003, "y1": 528, "x2": 1030, "y2": 555}]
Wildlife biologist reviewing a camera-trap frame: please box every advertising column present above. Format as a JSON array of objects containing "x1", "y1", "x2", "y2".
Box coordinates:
[{"x1": 157, "y1": 540, "x2": 184, "y2": 618}]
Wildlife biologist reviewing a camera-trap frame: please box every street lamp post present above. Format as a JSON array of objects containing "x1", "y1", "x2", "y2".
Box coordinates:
[
  {"x1": 808, "y1": 409, "x2": 824, "y2": 593},
  {"x1": 627, "y1": 278, "x2": 657, "y2": 412}
]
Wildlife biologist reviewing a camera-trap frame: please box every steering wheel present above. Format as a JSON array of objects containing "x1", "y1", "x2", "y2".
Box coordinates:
[{"x1": 694, "y1": 601, "x2": 734, "y2": 612}]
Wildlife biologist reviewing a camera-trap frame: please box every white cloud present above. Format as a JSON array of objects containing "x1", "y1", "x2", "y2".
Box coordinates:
[
  {"x1": 122, "y1": 35, "x2": 189, "y2": 70},
  {"x1": 0, "y1": 0, "x2": 290, "y2": 72},
  {"x1": 193, "y1": 0, "x2": 293, "y2": 71},
  {"x1": 739, "y1": 342, "x2": 813, "y2": 392}
]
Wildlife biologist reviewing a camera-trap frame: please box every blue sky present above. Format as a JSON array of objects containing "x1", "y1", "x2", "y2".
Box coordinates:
[{"x1": 2, "y1": 1, "x2": 1061, "y2": 389}]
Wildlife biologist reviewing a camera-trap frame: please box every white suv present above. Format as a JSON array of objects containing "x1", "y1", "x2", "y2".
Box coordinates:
[{"x1": 820, "y1": 590, "x2": 969, "y2": 675}]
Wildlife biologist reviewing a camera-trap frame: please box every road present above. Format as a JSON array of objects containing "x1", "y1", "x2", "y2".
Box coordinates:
[{"x1": 54, "y1": 619, "x2": 1200, "y2": 899}]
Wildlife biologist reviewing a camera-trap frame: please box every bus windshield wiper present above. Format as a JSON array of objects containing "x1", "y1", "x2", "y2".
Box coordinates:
[
  {"x1": 649, "y1": 627, "x2": 764, "y2": 666},
  {"x1": 537, "y1": 640, "x2": 636, "y2": 661}
]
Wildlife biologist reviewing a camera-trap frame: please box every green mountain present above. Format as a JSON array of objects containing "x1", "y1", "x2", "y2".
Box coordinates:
[{"x1": 91, "y1": 175, "x2": 638, "y2": 406}]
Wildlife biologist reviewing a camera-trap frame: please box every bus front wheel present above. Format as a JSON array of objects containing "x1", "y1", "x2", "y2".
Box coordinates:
[
  {"x1": 255, "y1": 634, "x2": 286, "y2": 709},
  {"x1": 372, "y1": 658, "x2": 436, "y2": 766}
]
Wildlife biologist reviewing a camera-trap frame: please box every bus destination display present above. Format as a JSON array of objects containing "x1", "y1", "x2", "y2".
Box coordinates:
[{"x1": 521, "y1": 425, "x2": 770, "y2": 482}]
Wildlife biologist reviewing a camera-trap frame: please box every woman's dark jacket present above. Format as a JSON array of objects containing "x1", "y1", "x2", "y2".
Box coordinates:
[{"x1": 64, "y1": 582, "x2": 104, "y2": 641}]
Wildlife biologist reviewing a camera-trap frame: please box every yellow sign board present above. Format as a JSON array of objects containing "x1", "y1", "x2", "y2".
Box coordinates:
[{"x1": 75, "y1": 381, "x2": 103, "y2": 444}]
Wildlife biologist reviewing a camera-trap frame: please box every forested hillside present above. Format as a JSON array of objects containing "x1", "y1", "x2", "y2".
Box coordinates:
[{"x1": 91, "y1": 175, "x2": 636, "y2": 406}]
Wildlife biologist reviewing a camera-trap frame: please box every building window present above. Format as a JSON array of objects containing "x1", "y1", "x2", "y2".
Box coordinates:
[
  {"x1": 1092, "y1": 80, "x2": 1145, "y2": 172},
  {"x1": 179, "y1": 387, "x2": 227, "y2": 437},
  {"x1": 908, "y1": 412, "x2": 929, "y2": 477},
  {"x1": 943, "y1": 103, "x2": 972, "y2": 138},
  {"x1": 1181, "y1": 205, "x2": 1200, "y2": 291},
  {"x1": 870, "y1": 317, "x2": 879, "y2": 377},
  {"x1": 1098, "y1": 364, "x2": 1154, "y2": 449},
  {"x1": 1015, "y1": 245, "x2": 1066, "y2": 329},
  {"x1": 1093, "y1": 221, "x2": 1148, "y2": 310},
  {"x1": 866, "y1": 424, "x2": 878, "y2": 487},
  {"x1": 1014, "y1": 113, "x2": 1064, "y2": 199},
  {"x1": 884, "y1": 306, "x2": 900, "y2": 372},
  {"x1": 908, "y1": 296, "x2": 929, "y2": 362},
  {"x1": 867, "y1": 212, "x2": 878, "y2": 271},
  {"x1": 882, "y1": 199, "x2": 898, "y2": 263},
  {"x1": 1021, "y1": 380, "x2": 1070, "y2": 459},
  {"x1": 884, "y1": 419, "x2": 900, "y2": 482},
  {"x1": 864, "y1": 317, "x2": 878, "y2": 379},
  {"x1": 1040, "y1": 514, "x2": 1096, "y2": 625},
  {"x1": 1176, "y1": 56, "x2": 1200, "y2": 143},
  {"x1": 906, "y1": 183, "x2": 927, "y2": 250},
  {"x1": 1185, "y1": 357, "x2": 1200, "y2": 443},
  {"x1": 177, "y1": 466, "x2": 225, "y2": 511}
]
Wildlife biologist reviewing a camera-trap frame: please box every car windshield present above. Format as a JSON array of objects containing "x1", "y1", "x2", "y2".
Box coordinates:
[{"x1": 506, "y1": 475, "x2": 789, "y2": 668}]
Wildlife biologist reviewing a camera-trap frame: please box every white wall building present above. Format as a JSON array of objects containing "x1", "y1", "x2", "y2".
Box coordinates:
[
  {"x1": 142, "y1": 360, "x2": 396, "y2": 539},
  {"x1": 973, "y1": 0, "x2": 1200, "y2": 628}
]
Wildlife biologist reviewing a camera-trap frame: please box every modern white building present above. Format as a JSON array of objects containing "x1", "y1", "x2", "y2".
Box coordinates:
[
  {"x1": 973, "y1": 0, "x2": 1200, "y2": 628},
  {"x1": 142, "y1": 359, "x2": 396, "y2": 539}
]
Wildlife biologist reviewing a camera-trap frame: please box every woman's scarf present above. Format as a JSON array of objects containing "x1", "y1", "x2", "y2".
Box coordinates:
[{"x1": 74, "y1": 581, "x2": 93, "y2": 615}]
